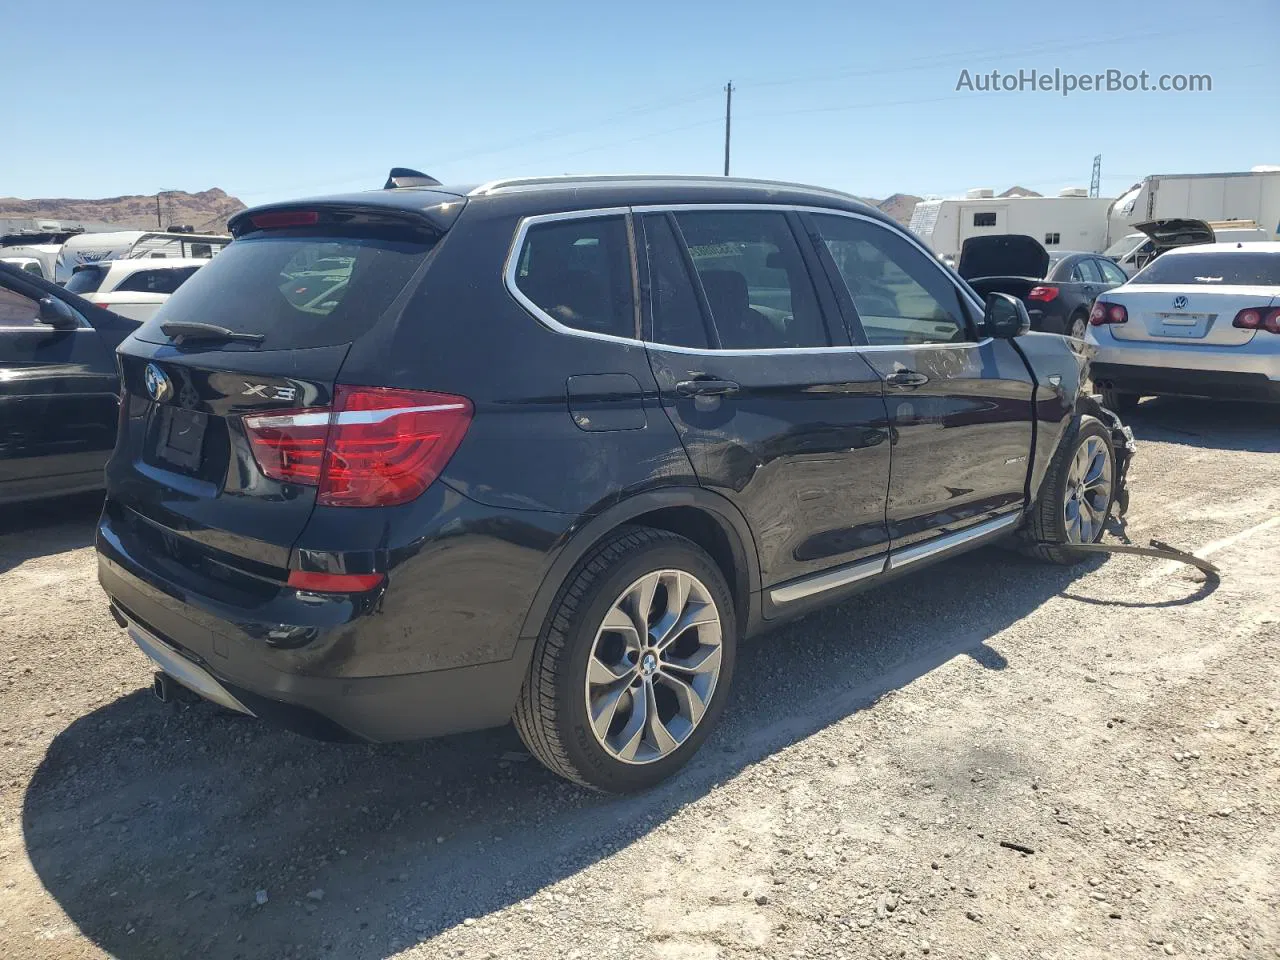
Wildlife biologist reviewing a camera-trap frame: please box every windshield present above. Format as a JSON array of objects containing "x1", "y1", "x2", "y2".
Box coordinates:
[
  {"x1": 1103, "y1": 234, "x2": 1147, "y2": 259},
  {"x1": 134, "y1": 232, "x2": 436, "y2": 350},
  {"x1": 1129, "y1": 251, "x2": 1280, "y2": 286}
]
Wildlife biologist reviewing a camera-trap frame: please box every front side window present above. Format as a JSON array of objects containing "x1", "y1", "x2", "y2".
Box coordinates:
[
  {"x1": 514, "y1": 216, "x2": 634, "y2": 339},
  {"x1": 814, "y1": 213, "x2": 970, "y2": 346},
  {"x1": 0, "y1": 286, "x2": 39, "y2": 325},
  {"x1": 673, "y1": 210, "x2": 828, "y2": 349}
]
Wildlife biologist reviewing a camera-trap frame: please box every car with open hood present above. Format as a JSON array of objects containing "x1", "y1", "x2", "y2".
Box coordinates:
[{"x1": 958, "y1": 234, "x2": 1126, "y2": 338}]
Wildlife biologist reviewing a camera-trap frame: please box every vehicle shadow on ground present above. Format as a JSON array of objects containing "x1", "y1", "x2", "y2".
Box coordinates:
[
  {"x1": 1124, "y1": 396, "x2": 1280, "y2": 453},
  {"x1": 0, "y1": 492, "x2": 102, "y2": 576},
  {"x1": 25, "y1": 547, "x2": 1101, "y2": 960}
]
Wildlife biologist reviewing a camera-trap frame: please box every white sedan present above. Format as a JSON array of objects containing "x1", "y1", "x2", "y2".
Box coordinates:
[{"x1": 1085, "y1": 241, "x2": 1280, "y2": 409}]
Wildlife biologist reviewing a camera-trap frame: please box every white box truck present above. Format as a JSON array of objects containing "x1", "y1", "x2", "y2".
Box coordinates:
[
  {"x1": 1107, "y1": 167, "x2": 1280, "y2": 246},
  {"x1": 909, "y1": 188, "x2": 1115, "y2": 263}
]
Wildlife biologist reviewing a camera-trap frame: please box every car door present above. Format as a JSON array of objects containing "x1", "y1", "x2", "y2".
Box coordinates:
[
  {"x1": 804, "y1": 211, "x2": 1035, "y2": 558},
  {"x1": 0, "y1": 276, "x2": 119, "y2": 499},
  {"x1": 637, "y1": 207, "x2": 892, "y2": 600}
]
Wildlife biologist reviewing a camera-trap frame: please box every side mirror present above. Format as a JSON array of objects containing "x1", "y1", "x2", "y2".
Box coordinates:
[
  {"x1": 983, "y1": 292, "x2": 1030, "y2": 339},
  {"x1": 37, "y1": 297, "x2": 80, "y2": 330}
]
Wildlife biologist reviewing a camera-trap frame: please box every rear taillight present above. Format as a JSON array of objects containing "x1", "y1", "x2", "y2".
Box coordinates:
[
  {"x1": 242, "y1": 386, "x2": 473, "y2": 507},
  {"x1": 1027, "y1": 285, "x2": 1059, "y2": 302},
  {"x1": 1089, "y1": 301, "x2": 1128, "y2": 325},
  {"x1": 1232, "y1": 307, "x2": 1280, "y2": 334},
  {"x1": 287, "y1": 570, "x2": 385, "y2": 592}
]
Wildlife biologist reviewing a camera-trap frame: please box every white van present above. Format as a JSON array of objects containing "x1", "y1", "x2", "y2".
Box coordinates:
[{"x1": 54, "y1": 230, "x2": 230, "y2": 284}]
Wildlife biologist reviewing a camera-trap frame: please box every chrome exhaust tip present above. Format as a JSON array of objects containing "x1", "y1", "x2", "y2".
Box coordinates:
[{"x1": 153, "y1": 671, "x2": 172, "y2": 703}]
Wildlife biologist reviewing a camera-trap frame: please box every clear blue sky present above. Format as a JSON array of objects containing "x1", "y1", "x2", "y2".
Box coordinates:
[{"x1": 6, "y1": 0, "x2": 1277, "y2": 205}]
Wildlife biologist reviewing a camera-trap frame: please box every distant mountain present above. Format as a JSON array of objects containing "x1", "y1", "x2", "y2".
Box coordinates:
[
  {"x1": 999, "y1": 186, "x2": 1042, "y2": 198},
  {"x1": 877, "y1": 193, "x2": 923, "y2": 226},
  {"x1": 0, "y1": 188, "x2": 246, "y2": 234}
]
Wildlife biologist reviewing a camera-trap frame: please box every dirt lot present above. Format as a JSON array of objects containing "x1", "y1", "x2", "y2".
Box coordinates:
[{"x1": 1, "y1": 397, "x2": 1278, "y2": 960}]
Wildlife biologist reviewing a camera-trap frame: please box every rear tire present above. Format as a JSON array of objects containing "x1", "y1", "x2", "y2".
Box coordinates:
[
  {"x1": 1026, "y1": 415, "x2": 1117, "y2": 565},
  {"x1": 1098, "y1": 385, "x2": 1139, "y2": 413},
  {"x1": 513, "y1": 526, "x2": 736, "y2": 792},
  {"x1": 1068, "y1": 311, "x2": 1088, "y2": 340}
]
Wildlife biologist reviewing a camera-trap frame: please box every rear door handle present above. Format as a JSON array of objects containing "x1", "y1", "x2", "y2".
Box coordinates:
[
  {"x1": 885, "y1": 370, "x2": 929, "y2": 388},
  {"x1": 675, "y1": 378, "x2": 740, "y2": 397}
]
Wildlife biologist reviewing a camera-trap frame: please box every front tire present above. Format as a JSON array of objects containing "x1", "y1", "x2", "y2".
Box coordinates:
[
  {"x1": 513, "y1": 526, "x2": 737, "y2": 792},
  {"x1": 1026, "y1": 415, "x2": 1117, "y2": 565}
]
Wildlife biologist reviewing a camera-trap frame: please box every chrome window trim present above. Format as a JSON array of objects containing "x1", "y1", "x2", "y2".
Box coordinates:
[
  {"x1": 503, "y1": 207, "x2": 643, "y2": 346},
  {"x1": 504, "y1": 202, "x2": 990, "y2": 353}
]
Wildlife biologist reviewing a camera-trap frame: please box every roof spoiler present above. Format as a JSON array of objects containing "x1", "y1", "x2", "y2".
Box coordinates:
[{"x1": 384, "y1": 167, "x2": 442, "y2": 189}]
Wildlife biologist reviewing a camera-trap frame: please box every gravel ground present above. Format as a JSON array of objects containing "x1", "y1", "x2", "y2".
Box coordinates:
[{"x1": 1, "y1": 396, "x2": 1278, "y2": 960}]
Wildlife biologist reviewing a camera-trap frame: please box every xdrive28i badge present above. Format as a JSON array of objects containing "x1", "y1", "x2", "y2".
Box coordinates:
[{"x1": 143, "y1": 363, "x2": 171, "y2": 402}]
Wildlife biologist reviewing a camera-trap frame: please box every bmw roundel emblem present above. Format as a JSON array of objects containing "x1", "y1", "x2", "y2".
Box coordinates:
[
  {"x1": 144, "y1": 362, "x2": 172, "y2": 402},
  {"x1": 1172, "y1": 295, "x2": 1189, "y2": 310}
]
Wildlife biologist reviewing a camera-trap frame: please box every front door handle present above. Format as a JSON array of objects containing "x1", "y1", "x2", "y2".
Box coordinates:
[
  {"x1": 675, "y1": 378, "x2": 740, "y2": 397},
  {"x1": 885, "y1": 370, "x2": 929, "y2": 388}
]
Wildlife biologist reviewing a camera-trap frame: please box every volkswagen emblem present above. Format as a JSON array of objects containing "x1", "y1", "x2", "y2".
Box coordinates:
[
  {"x1": 1172, "y1": 295, "x2": 1189, "y2": 310},
  {"x1": 143, "y1": 363, "x2": 172, "y2": 402}
]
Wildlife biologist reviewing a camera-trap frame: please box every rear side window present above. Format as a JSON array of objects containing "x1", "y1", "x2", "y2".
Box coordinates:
[
  {"x1": 674, "y1": 210, "x2": 828, "y2": 349},
  {"x1": 116, "y1": 266, "x2": 200, "y2": 294},
  {"x1": 513, "y1": 216, "x2": 635, "y2": 339},
  {"x1": 135, "y1": 234, "x2": 436, "y2": 349},
  {"x1": 1130, "y1": 251, "x2": 1280, "y2": 286},
  {"x1": 1071, "y1": 259, "x2": 1102, "y2": 283},
  {"x1": 65, "y1": 264, "x2": 108, "y2": 294}
]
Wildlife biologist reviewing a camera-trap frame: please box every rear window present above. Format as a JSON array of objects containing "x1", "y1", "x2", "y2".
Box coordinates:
[
  {"x1": 116, "y1": 266, "x2": 201, "y2": 294},
  {"x1": 135, "y1": 234, "x2": 435, "y2": 349},
  {"x1": 65, "y1": 264, "x2": 109, "y2": 294},
  {"x1": 1130, "y1": 251, "x2": 1280, "y2": 286}
]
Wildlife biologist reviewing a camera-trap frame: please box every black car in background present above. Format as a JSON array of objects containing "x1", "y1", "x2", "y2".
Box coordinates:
[
  {"x1": 96, "y1": 173, "x2": 1123, "y2": 792},
  {"x1": 958, "y1": 234, "x2": 1127, "y2": 338},
  {"x1": 0, "y1": 262, "x2": 138, "y2": 505}
]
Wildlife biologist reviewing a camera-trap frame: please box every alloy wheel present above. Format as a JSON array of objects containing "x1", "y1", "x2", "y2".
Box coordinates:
[
  {"x1": 584, "y1": 569, "x2": 723, "y2": 765},
  {"x1": 1063, "y1": 434, "x2": 1113, "y2": 543}
]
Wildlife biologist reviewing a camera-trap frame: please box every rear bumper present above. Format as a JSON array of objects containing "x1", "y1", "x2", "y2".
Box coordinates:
[
  {"x1": 96, "y1": 487, "x2": 574, "y2": 742},
  {"x1": 1091, "y1": 362, "x2": 1280, "y2": 403}
]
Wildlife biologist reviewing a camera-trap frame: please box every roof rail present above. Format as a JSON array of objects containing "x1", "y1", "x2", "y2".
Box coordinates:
[{"x1": 466, "y1": 174, "x2": 868, "y2": 204}]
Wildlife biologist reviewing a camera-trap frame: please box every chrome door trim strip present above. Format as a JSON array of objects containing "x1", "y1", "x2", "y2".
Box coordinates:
[
  {"x1": 887, "y1": 513, "x2": 1021, "y2": 570},
  {"x1": 768, "y1": 555, "x2": 886, "y2": 605}
]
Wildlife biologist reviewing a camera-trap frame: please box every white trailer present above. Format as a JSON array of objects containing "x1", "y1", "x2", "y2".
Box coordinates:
[
  {"x1": 909, "y1": 188, "x2": 1115, "y2": 262},
  {"x1": 1107, "y1": 167, "x2": 1280, "y2": 245}
]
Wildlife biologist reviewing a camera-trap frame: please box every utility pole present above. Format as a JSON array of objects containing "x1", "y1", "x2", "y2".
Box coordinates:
[
  {"x1": 156, "y1": 192, "x2": 163, "y2": 229},
  {"x1": 1089, "y1": 154, "x2": 1102, "y2": 198},
  {"x1": 723, "y1": 81, "x2": 734, "y2": 177}
]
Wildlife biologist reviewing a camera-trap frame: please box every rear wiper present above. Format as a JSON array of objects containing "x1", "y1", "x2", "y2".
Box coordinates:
[{"x1": 160, "y1": 321, "x2": 266, "y2": 345}]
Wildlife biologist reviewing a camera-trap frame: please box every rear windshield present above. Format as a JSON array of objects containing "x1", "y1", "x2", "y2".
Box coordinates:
[
  {"x1": 65, "y1": 264, "x2": 109, "y2": 294},
  {"x1": 1129, "y1": 251, "x2": 1280, "y2": 286},
  {"x1": 134, "y1": 233, "x2": 435, "y2": 349}
]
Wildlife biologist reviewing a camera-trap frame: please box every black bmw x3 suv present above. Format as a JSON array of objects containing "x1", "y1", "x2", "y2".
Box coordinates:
[{"x1": 97, "y1": 172, "x2": 1121, "y2": 792}]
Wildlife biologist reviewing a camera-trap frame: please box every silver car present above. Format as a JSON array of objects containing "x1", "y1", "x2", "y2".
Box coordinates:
[{"x1": 1085, "y1": 241, "x2": 1280, "y2": 409}]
